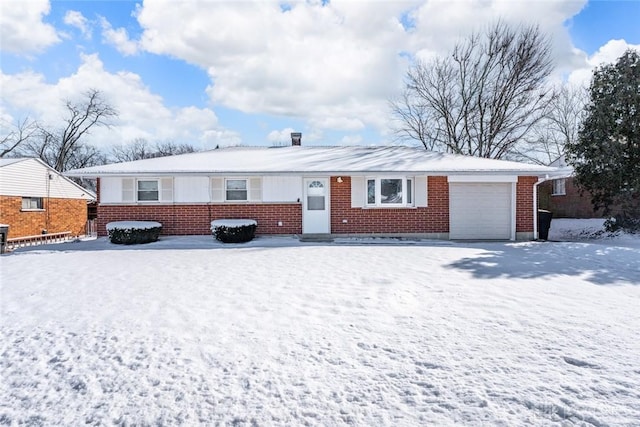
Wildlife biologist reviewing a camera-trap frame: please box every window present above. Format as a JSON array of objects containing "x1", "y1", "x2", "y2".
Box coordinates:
[
  {"x1": 366, "y1": 177, "x2": 414, "y2": 207},
  {"x1": 226, "y1": 179, "x2": 248, "y2": 201},
  {"x1": 552, "y1": 179, "x2": 566, "y2": 196},
  {"x1": 307, "y1": 180, "x2": 325, "y2": 210},
  {"x1": 22, "y1": 197, "x2": 43, "y2": 210},
  {"x1": 137, "y1": 180, "x2": 159, "y2": 201}
]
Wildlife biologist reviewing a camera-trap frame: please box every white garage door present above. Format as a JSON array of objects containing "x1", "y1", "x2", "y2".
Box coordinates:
[{"x1": 449, "y1": 183, "x2": 513, "y2": 240}]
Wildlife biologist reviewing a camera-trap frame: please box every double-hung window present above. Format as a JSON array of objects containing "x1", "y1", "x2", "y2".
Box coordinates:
[
  {"x1": 366, "y1": 177, "x2": 413, "y2": 207},
  {"x1": 552, "y1": 179, "x2": 566, "y2": 196},
  {"x1": 137, "y1": 180, "x2": 159, "y2": 201},
  {"x1": 22, "y1": 197, "x2": 44, "y2": 210},
  {"x1": 226, "y1": 179, "x2": 248, "y2": 201}
]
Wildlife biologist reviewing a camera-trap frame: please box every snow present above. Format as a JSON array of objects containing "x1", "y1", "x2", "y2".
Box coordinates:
[
  {"x1": 65, "y1": 146, "x2": 558, "y2": 177},
  {"x1": 1, "y1": 220, "x2": 639, "y2": 425},
  {"x1": 211, "y1": 219, "x2": 258, "y2": 229},
  {"x1": 106, "y1": 221, "x2": 163, "y2": 231}
]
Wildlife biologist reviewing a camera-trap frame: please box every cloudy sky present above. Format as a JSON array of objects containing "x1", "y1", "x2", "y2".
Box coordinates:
[{"x1": 1, "y1": 0, "x2": 639, "y2": 151}]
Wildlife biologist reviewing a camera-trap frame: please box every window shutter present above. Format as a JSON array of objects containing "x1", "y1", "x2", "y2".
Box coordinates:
[
  {"x1": 122, "y1": 178, "x2": 135, "y2": 202},
  {"x1": 415, "y1": 176, "x2": 428, "y2": 207},
  {"x1": 211, "y1": 177, "x2": 224, "y2": 202},
  {"x1": 248, "y1": 177, "x2": 262, "y2": 201},
  {"x1": 351, "y1": 176, "x2": 364, "y2": 208},
  {"x1": 160, "y1": 178, "x2": 173, "y2": 202}
]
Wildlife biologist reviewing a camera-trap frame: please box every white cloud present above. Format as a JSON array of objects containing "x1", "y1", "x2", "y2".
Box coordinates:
[
  {"x1": 64, "y1": 10, "x2": 91, "y2": 39},
  {"x1": 267, "y1": 127, "x2": 297, "y2": 145},
  {"x1": 0, "y1": 53, "x2": 237, "y2": 150},
  {"x1": 340, "y1": 134, "x2": 363, "y2": 145},
  {"x1": 0, "y1": 0, "x2": 60, "y2": 54},
  {"x1": 132, "y1": 0, "x2": 595, "y2": 137},
  {"x1": 567, "y1": 39, "x2": 640, "y2": 86},
  {"x1": 99, "y1": 17, "x2": 139, "y2": 56}
]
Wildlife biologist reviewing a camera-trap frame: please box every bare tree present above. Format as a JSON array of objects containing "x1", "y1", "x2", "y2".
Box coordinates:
[
  {"x1": 154, "y1": 141, "x2": 196, "y2": 157},
  {"x1": 391, "y1": 21, "x2": 555, "y2": 159},
  {"x1": 111, "y1": 138, "x2": 197, "y2": 162},
  {"x1": 111, "y1": 138, "x2": 154, "y2": 162},
  {"x1": 514, "y1": 84, "x2": 588, "y2": 165},
  {"x1": 0, "y1": 117, "x2": 38, "y2": 157},
  {"x1": 20, "y1": 89, "x2": 117, "y2": 171}
]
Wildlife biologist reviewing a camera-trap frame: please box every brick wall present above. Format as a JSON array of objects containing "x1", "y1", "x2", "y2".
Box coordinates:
[
  {"x1": 538, "y1": 178, "x2": 605, "y2": 218},
  {"x1": 516, "y1": 176, "x2": 537, "y2": 232},
  {"x1": 97, "y1": 203, "x2": 302, "y2": 236},
  {"x1": 330, "y1": 176, "x2": 449, "y2": 234},
  {"x1": 95, "y1": 175, "x2": 537, "y2": 237},
  {"x1": 0, "y1": 195, "x2": 88, "y2": 239}
]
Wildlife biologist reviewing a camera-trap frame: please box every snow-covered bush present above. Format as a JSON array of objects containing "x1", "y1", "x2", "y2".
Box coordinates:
[
  {"x1": 106, "y1": 221, "x2": 162, "y2": 245},
  {"x1": 211, "y1": 219, "x2": 257, "y2": 243}
]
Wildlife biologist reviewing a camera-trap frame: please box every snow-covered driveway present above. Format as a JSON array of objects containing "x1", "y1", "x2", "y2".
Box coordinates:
[{"x1": 1, "y1": 231, "x2": 639, "y2": 426}]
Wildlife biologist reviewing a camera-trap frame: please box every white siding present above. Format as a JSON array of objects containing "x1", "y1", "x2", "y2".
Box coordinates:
[
  {"x1": 449, "y1": 183, "x2": 513, "y2": 240},
  {"x1": 262, "y1": 176, "x2": 302, "y2": 202},
  {"x1": 0, "y1": 159, "x2": 91, "y2": 199},
  {"x1": 174, "y1": 176, "x2": 210, "y2": 203},
  {"x1": 100, "y1": 177, "x2": 122, "y2": 203}
]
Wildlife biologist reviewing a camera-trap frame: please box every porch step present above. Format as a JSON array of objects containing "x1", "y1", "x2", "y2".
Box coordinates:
[{"x1": 299, "y1": 233, "x2": 334, "y2": 242}]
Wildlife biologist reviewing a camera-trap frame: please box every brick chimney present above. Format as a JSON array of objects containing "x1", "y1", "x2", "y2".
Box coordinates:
[{"x1": 291, "y1": 132, "x2": 302, "y2": 146}]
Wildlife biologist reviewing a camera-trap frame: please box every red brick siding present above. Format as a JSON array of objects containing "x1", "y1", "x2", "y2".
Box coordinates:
[
  {"x1": 516, "y1": 176, "x2": 537, "y2": 232},
  {"x1": 95, "y1": 175, "x2": 536, "y2": 237},
  {"x1": 330, "y1": 176, "x2": 449, "y2": 234},
  {"x1": 97, "y1": 203, "x2": 302, "y2": 236},
  {"x1": 538, "y1": 178, "x2": 606, "y2": 218},
  {"x1": 0, "y1": 195, "x2": 88, "y2": 239}
]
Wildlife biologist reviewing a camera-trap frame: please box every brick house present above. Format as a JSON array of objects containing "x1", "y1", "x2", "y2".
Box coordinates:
[
  {"x1": 537, "y1": 155, "x2": 609, "y2": 218},
  {"x1": 66, "y1": 135, "x2": 560, "y2": 240},
  {"x1": 0, "y1": 158, "x2": 95, "y2": 239}
]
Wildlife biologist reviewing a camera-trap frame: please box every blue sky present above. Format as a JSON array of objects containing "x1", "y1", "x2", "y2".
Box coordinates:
[{"x1": 1, "y1": 0, "x2": 639, "y2": 152}]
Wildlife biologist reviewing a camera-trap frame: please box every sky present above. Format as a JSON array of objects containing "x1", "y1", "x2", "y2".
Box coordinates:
[{"x1": 1, "y1": 0, "x2": 639, "y2": 152}]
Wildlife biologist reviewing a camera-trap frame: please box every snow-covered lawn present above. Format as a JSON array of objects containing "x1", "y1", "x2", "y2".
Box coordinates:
[{"x1": 1, "y1": 220, "x2": 639, "y2": 426}]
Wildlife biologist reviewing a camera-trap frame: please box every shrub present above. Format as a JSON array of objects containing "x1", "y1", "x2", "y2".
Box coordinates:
[
  {"x1": 604, "y1": 215, "x2": 640, "y2": 233},
  {"x1": 211, "y1": 219, "x2": 257, "y2": 243},
  {"x1": 107, "y1": 221, "x2": 162, "y2": 245}
]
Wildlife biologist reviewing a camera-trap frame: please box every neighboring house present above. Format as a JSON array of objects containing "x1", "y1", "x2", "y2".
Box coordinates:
[
  {"x1": 538, "y1": 155, "x2": 605, "y2": 218},
  {"x1": 66, "y1": 135, "x2": 561, "y2": 240},
  {"x1": 0, "y1": 158, "x2": 95, "y2": 239}
]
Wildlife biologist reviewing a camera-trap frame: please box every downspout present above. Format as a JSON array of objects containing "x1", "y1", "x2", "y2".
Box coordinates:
[{"x1": 533, "y1": 175, "x2": 550, "y2": 240}]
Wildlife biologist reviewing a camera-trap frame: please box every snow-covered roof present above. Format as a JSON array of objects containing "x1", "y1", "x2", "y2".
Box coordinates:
[{"x1": 65, "y1": 146, "x2": 560, "y2": 177}]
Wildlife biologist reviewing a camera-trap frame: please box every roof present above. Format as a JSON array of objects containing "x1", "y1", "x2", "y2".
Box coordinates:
[
  {"x1": 65, "y1": 146, "x2": 560, "y2": 177},
  {"x1": 0, "y1": 158, "x2": 29, "y2": 167},
  {"x1": 0, "y1": 157, "x2": 96, "y2": 200}
]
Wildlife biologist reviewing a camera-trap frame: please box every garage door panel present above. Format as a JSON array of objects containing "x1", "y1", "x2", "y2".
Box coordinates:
[{"x1": 449, "y1": 183, "x2": 512, "y2": 240}]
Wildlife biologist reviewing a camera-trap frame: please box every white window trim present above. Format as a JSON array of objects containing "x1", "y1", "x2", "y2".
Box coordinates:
[
  {"x1": 365, "y1": 176, "x2": 415, "y2": 208},
  {"x1": 552, "y1": 178, "x2": 566, "y2": 196},
  {"x1": 225, "y1": 178, "x2": 249, "y2": 202},
  {"x1": 136, "y1": 179, "x2": 160, "y2": 202},
  {"x1": 21, "y1": 196, "x2": 45, "y2": 211}
]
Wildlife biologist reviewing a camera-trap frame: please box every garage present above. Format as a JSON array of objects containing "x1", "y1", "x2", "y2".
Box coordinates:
[{"x1": 449, "y1": 181, "x2": 514, "y2": 240}]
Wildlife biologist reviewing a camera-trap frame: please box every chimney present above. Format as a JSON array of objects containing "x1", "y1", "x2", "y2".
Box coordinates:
[{"x1": 291, "y1": 132, "x2": 302, "y2": 146}]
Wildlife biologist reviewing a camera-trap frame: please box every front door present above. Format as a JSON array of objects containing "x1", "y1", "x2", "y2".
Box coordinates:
[{"x1": 303, "y1": 178, "x2": 330, "y2": 234}]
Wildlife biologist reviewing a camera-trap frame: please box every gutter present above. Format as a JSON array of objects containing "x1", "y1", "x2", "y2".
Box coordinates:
[
  {"x1": 533, "y1": 170, "x2": 573, "y2": 239},
  {"x1": 533, "y1": 176, "x2": 549, "y2": 240}
]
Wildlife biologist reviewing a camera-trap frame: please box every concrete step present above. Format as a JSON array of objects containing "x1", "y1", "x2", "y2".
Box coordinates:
[{"x1": 299, "y1": 233, "x2": 334, "y2": 242}]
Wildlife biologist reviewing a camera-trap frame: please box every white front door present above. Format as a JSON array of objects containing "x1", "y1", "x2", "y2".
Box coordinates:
[{"x1": 303, "y1": 178, "x2": 330, "y2": 234}]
